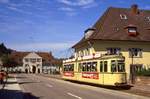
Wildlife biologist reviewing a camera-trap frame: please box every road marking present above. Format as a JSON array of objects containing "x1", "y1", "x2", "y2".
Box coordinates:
[
  {"x1": 46, "y1": 84, "x2": 53, "y2": 88},
  {"x1": 67, "y1": 92, "x2": 82, "y2": 99}
]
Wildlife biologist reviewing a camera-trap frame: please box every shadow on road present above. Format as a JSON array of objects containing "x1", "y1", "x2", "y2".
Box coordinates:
[
  {"x1": 18, "y1": 81, "x2": 40, "y2": 85},
  {"x1": 67, "y1": 80, "x2": 132, "y2": 90},
  {"x1": 0, "y1": 89, "x2": 40, "y2": 99}
]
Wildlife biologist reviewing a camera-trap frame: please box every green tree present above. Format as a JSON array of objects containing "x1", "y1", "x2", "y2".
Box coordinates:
[{"x1": 1, "y1": 54, "x2": 18, "y2": 71}]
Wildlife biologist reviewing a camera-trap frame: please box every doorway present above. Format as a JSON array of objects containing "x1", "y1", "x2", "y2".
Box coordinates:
[
  {"x1": 38, "y1": 68, "x2": 40, "y2": 73},
  {"x1": 25, "y1": 69, "x2": 28, "y2": 73},
  {"x1": 32, "y1": 66, "x2": 36, "y2": 73}
]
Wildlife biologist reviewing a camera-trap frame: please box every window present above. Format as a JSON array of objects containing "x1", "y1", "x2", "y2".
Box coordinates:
[
  {"x1": 128, "y1": 27, "x2": 137, "y2": 33},
  {"x1": 126, "y1": 26, "x2": 138, "y2": 37},
  {"x1": 117, "y1": 60, "x2": 125, "y2": 72},
  {"x1": 30, "y1": 58, "x2": 36, "y2": 63},
  {"x1": 81, "y1": 62, "x2": 97, "y2": 72},
  {"x1": 100, "y1": 61, "x2": 103, "y2": 72},
  {"x1": 145, "y1": 16, "x2": 150, "y2": 22},
  {"x1": 104, "y1": 61, "x2": 107, "y2": 72},
  {"x1": 120, "y1": 14, "x2": 127, "y2": 19},
  {"x1": 37, "y1": 58, "x2": 41, "y2": 62},
  {"x1": 111, "y1": 60, "x2": 117, "y2": 72},
  {"x1": 129, "y1": 48, "x2": 142, "y2": 58},
  {"x1": 107, "y1": 48, "x2": 121, "y2": 55},
  {"x1": 82, "y1": 63, "x2": 86, "y2": 71},
  {"x1": 87, "y1": 62, "x2": 91, "y2": 71},
  {"x1": 25, "y1": 58, "x2": 29, "y2": 62},
  {"x1": 64, "y1": 64, "x2": 74, "y2": 71},
  {"x1": 91, "y1": 62, "x2": 97, "y2": 72}
]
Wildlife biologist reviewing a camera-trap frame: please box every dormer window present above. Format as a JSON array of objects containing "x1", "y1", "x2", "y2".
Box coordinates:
[
  {"x1": 125, "y1": 25, "x2": 138, "y2": 37},
  {"x1": 84, "y1": 28, "x2": 95, "y2": 39},
  {"x1": 120, "y1": 14, "x2": 127, "y2": 19},
  {"x1": 145, "y1": 16, "x2": 150, "y2": 22},
  {"x1": 128, "y1": 27, "x2": 137, "y2": 33}
]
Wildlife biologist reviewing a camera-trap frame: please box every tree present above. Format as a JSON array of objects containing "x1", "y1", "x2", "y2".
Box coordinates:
[{"x1": 1, "y1": 54, "x2": 18, "y2": 71}]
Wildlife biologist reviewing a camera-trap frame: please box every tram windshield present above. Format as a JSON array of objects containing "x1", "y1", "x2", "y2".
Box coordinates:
[
  {"x1": 117, "y1": 60, "x2": 125, "y2": 72},
  {"x1": 111, "y1": 60, "x2": 125, "y2": 72}
]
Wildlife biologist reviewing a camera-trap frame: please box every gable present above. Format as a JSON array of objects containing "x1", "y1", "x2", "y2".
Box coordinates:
[{"x1": 24, "y1": 52, "x2": 42, "y2": 59}]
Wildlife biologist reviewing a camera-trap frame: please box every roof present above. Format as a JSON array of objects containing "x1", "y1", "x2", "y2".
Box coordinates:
[
  {"x1": 24, "y1": 52, "x2": 42, "y2": 58},
  {"x1": 73, "y1": 5, "x2": 150, "y2": 48},
  {"x1": 10, "y1": 51, "x2": 60, "y2": 66}
]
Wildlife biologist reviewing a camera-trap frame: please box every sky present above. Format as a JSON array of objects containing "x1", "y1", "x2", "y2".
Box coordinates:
[{"x1": 0, "y1": 0, "x2": 150, "y2": 58}]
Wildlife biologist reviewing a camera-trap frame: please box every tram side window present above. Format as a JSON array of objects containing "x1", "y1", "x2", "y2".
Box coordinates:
[
  {"x1": 100, "y1": 61, "x2": 103, "y2": 72},
  {"x1": 87, "y1": 62, "x2": 91, "y2": 71},
  {"x1": 82, "y1": 63, "x2": 86, "y2": 71},
  {"x1": 111, "y1": 60, "x2": 117, "y2": 72},
  {"x1": 91, "y1": 62, "x2": 97, "y2": 72},
  {"x1": 82, "y1": 62, "x2": 97, "y2": 72},
  {"x1": 104, "y1": 61, "x2": 108, "y2": 72},
  {"x1": 64, "y1": 64, "x2": 74, "y2": 71}
]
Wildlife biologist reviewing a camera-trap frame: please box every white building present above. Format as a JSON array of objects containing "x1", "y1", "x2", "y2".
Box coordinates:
[{"x1": 23, "y1": 52, "x2": 42, "y2": 73}]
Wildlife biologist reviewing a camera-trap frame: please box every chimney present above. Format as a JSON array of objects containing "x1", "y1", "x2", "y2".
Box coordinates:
[{"x1": 131, "y1": 4, "x2": 139, "y2": 15}]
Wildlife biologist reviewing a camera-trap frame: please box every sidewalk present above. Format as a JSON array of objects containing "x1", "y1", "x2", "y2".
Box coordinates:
[{"x1": 0, "y1": 74, "x2": 23, "y2": 99}]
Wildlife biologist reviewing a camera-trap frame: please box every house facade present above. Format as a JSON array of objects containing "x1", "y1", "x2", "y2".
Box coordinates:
[
  {"x1": 23, "y1": 52, "x2": 42, "y2": 73},
  {"x1": 72, "y1": 5, "x2": 150, "y2": 83}
]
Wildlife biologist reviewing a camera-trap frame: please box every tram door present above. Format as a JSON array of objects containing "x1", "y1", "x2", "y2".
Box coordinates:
[{"x1": 130, "y1": 64, "x2": 136, "y2": 84}]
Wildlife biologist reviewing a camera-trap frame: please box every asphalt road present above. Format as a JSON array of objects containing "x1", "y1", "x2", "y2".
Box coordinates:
[{"x1": 16, "y1": 74, "x2": 149, "y2": 99}]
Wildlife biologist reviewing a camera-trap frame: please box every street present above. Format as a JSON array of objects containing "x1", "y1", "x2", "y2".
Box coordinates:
[{"x1": 16, "y1": 74, "x2": 148, "y2": 99}]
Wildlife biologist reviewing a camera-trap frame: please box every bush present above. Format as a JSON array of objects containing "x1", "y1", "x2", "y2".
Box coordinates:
[{"x1": 136, "y1": 68, "x2": 150, "y2": 76}]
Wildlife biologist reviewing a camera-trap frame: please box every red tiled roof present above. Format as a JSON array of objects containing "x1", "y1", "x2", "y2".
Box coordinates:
[{"x1": 73, "y1": 5, "x2": 150, "y2": 48}]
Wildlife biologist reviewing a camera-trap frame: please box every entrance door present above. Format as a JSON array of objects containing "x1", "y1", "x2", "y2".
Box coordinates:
[
  {"x1": 38, "y1": 68, "x2": 40, "y2": 73},
  {"x1": 32, "y1": 66, "x2": 36, "y2": 73},
  {"x1": 25, "y1": 69, "x2": 28, "y2": 73}
]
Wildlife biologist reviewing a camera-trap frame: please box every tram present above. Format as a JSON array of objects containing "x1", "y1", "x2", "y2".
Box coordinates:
[{"x1": 62, "y1": 54, "x2": 127, "y2": 86}]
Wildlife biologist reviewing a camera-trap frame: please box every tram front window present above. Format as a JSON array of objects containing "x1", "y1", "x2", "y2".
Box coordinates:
[{"x1": 118, "y1": 62, "x2": 125, "y2": 72}]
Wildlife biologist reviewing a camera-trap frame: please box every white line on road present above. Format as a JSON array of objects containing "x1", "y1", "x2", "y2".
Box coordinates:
[
  {"x1": 67, "y1": 92, "x2": 82, "y2": 99},
  {"x1": 46, "y1": 84, "x2": 53, "y2": 88}
]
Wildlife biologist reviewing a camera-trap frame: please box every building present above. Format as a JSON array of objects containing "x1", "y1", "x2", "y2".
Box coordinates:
[
  {"x1": 72, "y1": 5, "x2": 150, "y2": 83},
  {"x1": 23, "y1": 52, "x2": 42, "y2": 73},
  {"x1": 10, "y1": 51, "x2": 61, "y2": 74}
]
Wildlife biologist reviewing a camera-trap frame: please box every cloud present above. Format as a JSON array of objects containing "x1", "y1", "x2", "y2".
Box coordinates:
[
  {"x1": 66, "y1": 12, "x2": 77, "y2": 16},
  {"x1": 7, "y1": 6, "x2": 32, "y2": 15},
  {"x1": 57, "y1": 0, "x2": 95, "y2": 6},
  {"x1": 0, "y1": 0, "x2": 9, "y2": 4},
  {"x1": 7, "y1": 42, "x2": 76, "y2": 51},
  {"x1": 143, "y1": 5, "x2": 150, "y2": 9},
  {"x1": 59, "y1": 7, "x2": 74, "y2": 11},
  {"x1": 82, "y1": 2, "x2": 98, "y2": 9}
]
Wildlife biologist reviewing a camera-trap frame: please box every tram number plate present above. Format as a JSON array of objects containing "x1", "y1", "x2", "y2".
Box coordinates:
[
  {"x1": 82, "y1": 72, "x2": 99, "y2": 79},
  {"x1": 64, "y1": 72, "x2": 74, "y2": 77}
]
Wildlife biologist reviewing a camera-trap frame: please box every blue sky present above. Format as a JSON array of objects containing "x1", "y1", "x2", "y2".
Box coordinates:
[{"x1": 0, "y1": 0, "x2": 150, "y2": 58}]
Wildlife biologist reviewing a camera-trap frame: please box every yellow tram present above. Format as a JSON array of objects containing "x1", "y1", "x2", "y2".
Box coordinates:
[{"x1": 62, "y1": 54, "x2": 127, "y2": 86}]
